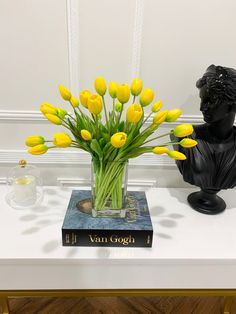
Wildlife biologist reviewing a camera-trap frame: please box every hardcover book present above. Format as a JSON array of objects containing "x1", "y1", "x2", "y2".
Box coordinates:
[{"x1": 62, "y1": 190, "x2": 153, "y2": 247}]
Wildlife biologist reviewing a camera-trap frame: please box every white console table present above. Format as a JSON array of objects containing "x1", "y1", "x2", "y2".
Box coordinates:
[{"x1": 0, "y1": 186, "x2": 236, "y2": 314}]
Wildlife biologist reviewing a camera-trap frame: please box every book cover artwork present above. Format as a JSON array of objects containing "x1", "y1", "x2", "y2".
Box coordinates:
[{"x1": 62, "y1": 190, "x2": 153, "y2": 247}]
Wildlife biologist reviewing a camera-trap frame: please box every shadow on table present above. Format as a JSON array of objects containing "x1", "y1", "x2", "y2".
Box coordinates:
[
  {"x1": 168, "y1": 186, "x2": 236, "y2": 211},
  {"x1": 151, "y1": 202, "x2": 185, "y2": 241}
]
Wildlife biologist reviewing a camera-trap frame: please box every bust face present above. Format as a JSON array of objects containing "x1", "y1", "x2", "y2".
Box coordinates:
[{"x1": 199, "y1": 85, "x2": 231, "y2": 124}]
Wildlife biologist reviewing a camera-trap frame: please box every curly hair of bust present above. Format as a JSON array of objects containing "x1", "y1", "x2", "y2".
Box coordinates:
[{"x1": 196, "y1": 64, "x2": 236, "y2": 103}]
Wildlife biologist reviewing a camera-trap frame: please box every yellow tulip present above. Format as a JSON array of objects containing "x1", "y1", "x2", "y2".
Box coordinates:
[
  {"x1": 87, "y1": 94, "x2": 103, "y2": 115},
  {"x1": 57, "y1": 108, "x2": 67, "y2": 119},
  {"x1": 153, "y1": 147, "x2": 169, "y2": 154},
  {"x1": 81, "y1": 129, "x2": 92, "y2": 141},
  {"x1": 28, "y1": 144, "x2": 48, "y2": 155},
  {"x1": 131, "y1": 78, "x2": 142, "y2": 96},
  {"x1": 79, "y1": 90, "x2": 91, "y2": 108},
  {"x1": 25, "y1": 136, "x2": 45, "y2": 147},
  {"x1": 173, "y1": 124, "x2": 194, "y2": 138},
  {"x1": 70, "y1": 96, "x2": 79, "y2": 108},
  {"x1": 111, "y1": 132, "x2": 127, "y2": 148},
  {"x1": 40, "y1": 103, "x2": 58, "y2": 115},
  {"x1": 167, "y1": 150, "x2": 187, "y2": 160},
  {"x1": 109, "y1": 81, "x2": 119, "y2": 98},
  {"x1": 139, "y1": 88, "x2": 154, "y2": 107},
  {"x1": 165, "y1": 109, "x2": 182, "y2": 122},
  {"x1": 179, "y1": 138, "x2": 198, "y2": 148},
  {"x1": 45, "y1": 114, "x2": 62, "y2": 125},
  {"x1": 114, "y1": 102, "x2": 123, "y2": 112},
  {"x1": 117, "y1": 84, "x2": 130, "y2": 104},
  {"x1": 152, "y1": 101, "x2": 163, "y2": 113},
  {"x1": 153, "y1": 110, "x2": 168, "y2": 125},
  {"x1": 126, "y1": 104, "x2": 143, "y2": 124},
  {"x1": 53, "y1": 133, "x2": 72, "y2": 148},
  {"x1": 94, "y1": 77, "x2": 106, "y2": 96},
  {"x1": 59, "y1": 84, "x2": 71, "y2": 101}
]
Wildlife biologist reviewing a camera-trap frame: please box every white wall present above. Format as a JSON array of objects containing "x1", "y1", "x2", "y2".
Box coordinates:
[{"x1": 0, "y1": 0, "x2": 235, "y2": 187}]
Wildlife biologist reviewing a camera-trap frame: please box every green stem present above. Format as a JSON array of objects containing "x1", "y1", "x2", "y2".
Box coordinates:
[
  {"x1": 93, "y1": 161, "x2": 127, "y2": 210},
  {"x1": 141, "y1": 112, "x2": 152, "y2": 128},
  {"x1": 102, "y1": 96, "x2": 109, "y2": 130},
  {"x1": 133, "y1": 95, "x2": 136, "y2": 103},
  {"x1": 116, "y1": 109, "x2": 123, "y2": 129},
  {"x1": 75, "y1": 106, "x2": 84, "y2": 117},
  {"x1": 157, "y1": 141, "x2": 179, "y2": 146},
  {"x1": 143, "y1": 131, "x2": 173, "y2": 145},
  {"x1": 67, "y1": 113, "x2": 76, "y2": 122},
  {"x1": 95, "y1": 115, "x2": 99, "y2": 139},
  {"x1": 62, "y1": 123, "x2": 73, "y2": 131}
]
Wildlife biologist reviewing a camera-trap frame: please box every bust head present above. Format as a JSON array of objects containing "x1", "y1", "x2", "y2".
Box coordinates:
[{"x1": 196, "y1": 65, "x2": 236, "y2": 124}]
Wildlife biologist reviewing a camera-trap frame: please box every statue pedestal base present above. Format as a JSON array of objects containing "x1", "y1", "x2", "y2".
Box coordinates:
[{"x1": 188, "y1": 189, "x2": 226, "y2": 215}]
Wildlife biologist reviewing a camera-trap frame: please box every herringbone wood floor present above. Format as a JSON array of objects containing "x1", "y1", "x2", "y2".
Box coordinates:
[{"x1": 4, "y1": 296, "x2": 236, "y2": 314}]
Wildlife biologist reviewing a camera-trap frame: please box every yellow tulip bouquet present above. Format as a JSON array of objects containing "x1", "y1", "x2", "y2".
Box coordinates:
[{"x1": 26, "y1": 78, "x2": 197, "y2": 217}]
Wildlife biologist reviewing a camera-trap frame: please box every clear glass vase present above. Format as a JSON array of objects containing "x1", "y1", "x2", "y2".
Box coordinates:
[{"x1": 91, "y1": 159, "x2": 128, "y2": 218}]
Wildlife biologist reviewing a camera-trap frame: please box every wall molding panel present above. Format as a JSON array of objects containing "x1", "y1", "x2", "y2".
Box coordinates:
[
  {"x1": 131, "y1": 0, "x2": 145, "y2": 79},
  {"x1": 0, "y1": 149, "x2": 174, "y2": 167},
  {"x1": 0, "y1": 177, "x2": 7, "y2": 185},
  {"x1": 66, "y1": 0, "x2": 80, "y2": 94},
  {"x1": 57, "y1": 177, "x2": 157, "y2": 188},
  {"x1": 0, "y1": 110, "x2": 205, "y2": 125},
  {"x1": 0, "y1": 110, "x2": 45, "y2": 122}
]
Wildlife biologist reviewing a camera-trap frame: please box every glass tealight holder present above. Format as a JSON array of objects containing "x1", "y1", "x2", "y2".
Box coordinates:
[{"x1": 6, "y1": 160, "x2": 43, "y2": 209}]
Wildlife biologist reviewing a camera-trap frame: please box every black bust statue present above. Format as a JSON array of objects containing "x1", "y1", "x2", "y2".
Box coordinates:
[{"x1": 174, "y1": 64, "x2": 236, "y2": 214}]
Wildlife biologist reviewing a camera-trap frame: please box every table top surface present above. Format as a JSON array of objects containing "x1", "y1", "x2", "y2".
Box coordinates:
[{"x1": 0, "y1": 185, "x2": 236, "y2": 265}]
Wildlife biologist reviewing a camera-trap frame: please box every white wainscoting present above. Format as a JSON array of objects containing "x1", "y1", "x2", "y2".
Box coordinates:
[
  {"x1": 0, "y1": 109, "x2": 202, "y2": 187},
  {"x1": 1, "y1": 0, "x2": 235, "y2": 187}
]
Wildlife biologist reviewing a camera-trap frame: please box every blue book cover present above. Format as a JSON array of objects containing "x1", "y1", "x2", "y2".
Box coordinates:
[{"x1": 62, "y1": 190, "x2": 153, "y2": 247}]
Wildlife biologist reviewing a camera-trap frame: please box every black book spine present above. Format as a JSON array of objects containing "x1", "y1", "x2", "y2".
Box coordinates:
[{"x1": 62, "y1": 229, "x2": 153, "y2": 248}]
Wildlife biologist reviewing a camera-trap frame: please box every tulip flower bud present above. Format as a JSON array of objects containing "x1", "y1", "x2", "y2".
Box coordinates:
[
  {"x1": 25, "y1": 136, "x2": 45, "y2": 147},
  {"x1": 111, "y1": 132, "x2": 127, "y2": 148},
  {"x1": 139, "y1": 88, "x2": 154, "y2": 107},
  {"x1": 45, "y1": 114, "x2": 62, "y2": 125},
  {"x1": 131, "y1": 78, "x2": 143, "y2": 96},
  {"x1": 126, "y1": 104, "x2": 143, "y2": 124},
  {"x1": 53, "y1": 133, "x2": 72, "y2": 148},
  {"x1": 28, "y1": 144, "x2": 48, "y2": 155},
  {"x1": 152, "y1": 147, "x2": 169, "y2": 154},
  {"x1": 79, "y1": 90, "x2": 91, "y2": 108},
  {"x1": 173, "y1": 124, "x2": 194, "y2": 138},
  {"x1": 114, "y1": 102, "x2": 123, "y2": 112},
  {"x1": 152, "y1": 101, "x2": 163, "y2": 113},
  {"x1": 167, "y1": 150, "x2": 187, "y2": 160},
  {"x1": 59, "y1": 84, "x2": 71, "y2": 101},
  {"x1": 179, "y1": 138, "x2": 198, "y2": 148},
  {"x1": 94, "y1": 77, "x2": 107, "y2": 96},
  {"x1": 153, "y1": 110, "x2": 168, "y2": 125},
  {"x1": 165, "y1": 109, "x2": 182, "y2": 122},
  {"x1": 117, "y1": 84, "x2": 130, "y2": 104},
  {"x1": 40, "y1": 103, "x2": 58, "y2": 115},
  {"x1": 109, "y1": 81, "x2": 119, "y2": 98},
  {"x1": 57, "y1": 108, "x2": 67, "y2": 119},
  {"x1": 81, "y1": 129, "x2": 92, "y2": 141},
  {"x1": 87, "y1": 94, "x2": 103, "y2": 115},
  {"x1": 70, "y1": 96, "x2": 79, "y2": 108}
]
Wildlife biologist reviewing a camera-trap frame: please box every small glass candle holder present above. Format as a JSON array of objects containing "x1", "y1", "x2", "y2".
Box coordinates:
[{"x1": 6, "y1": 160, "x2": 43, "y2": 209}]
